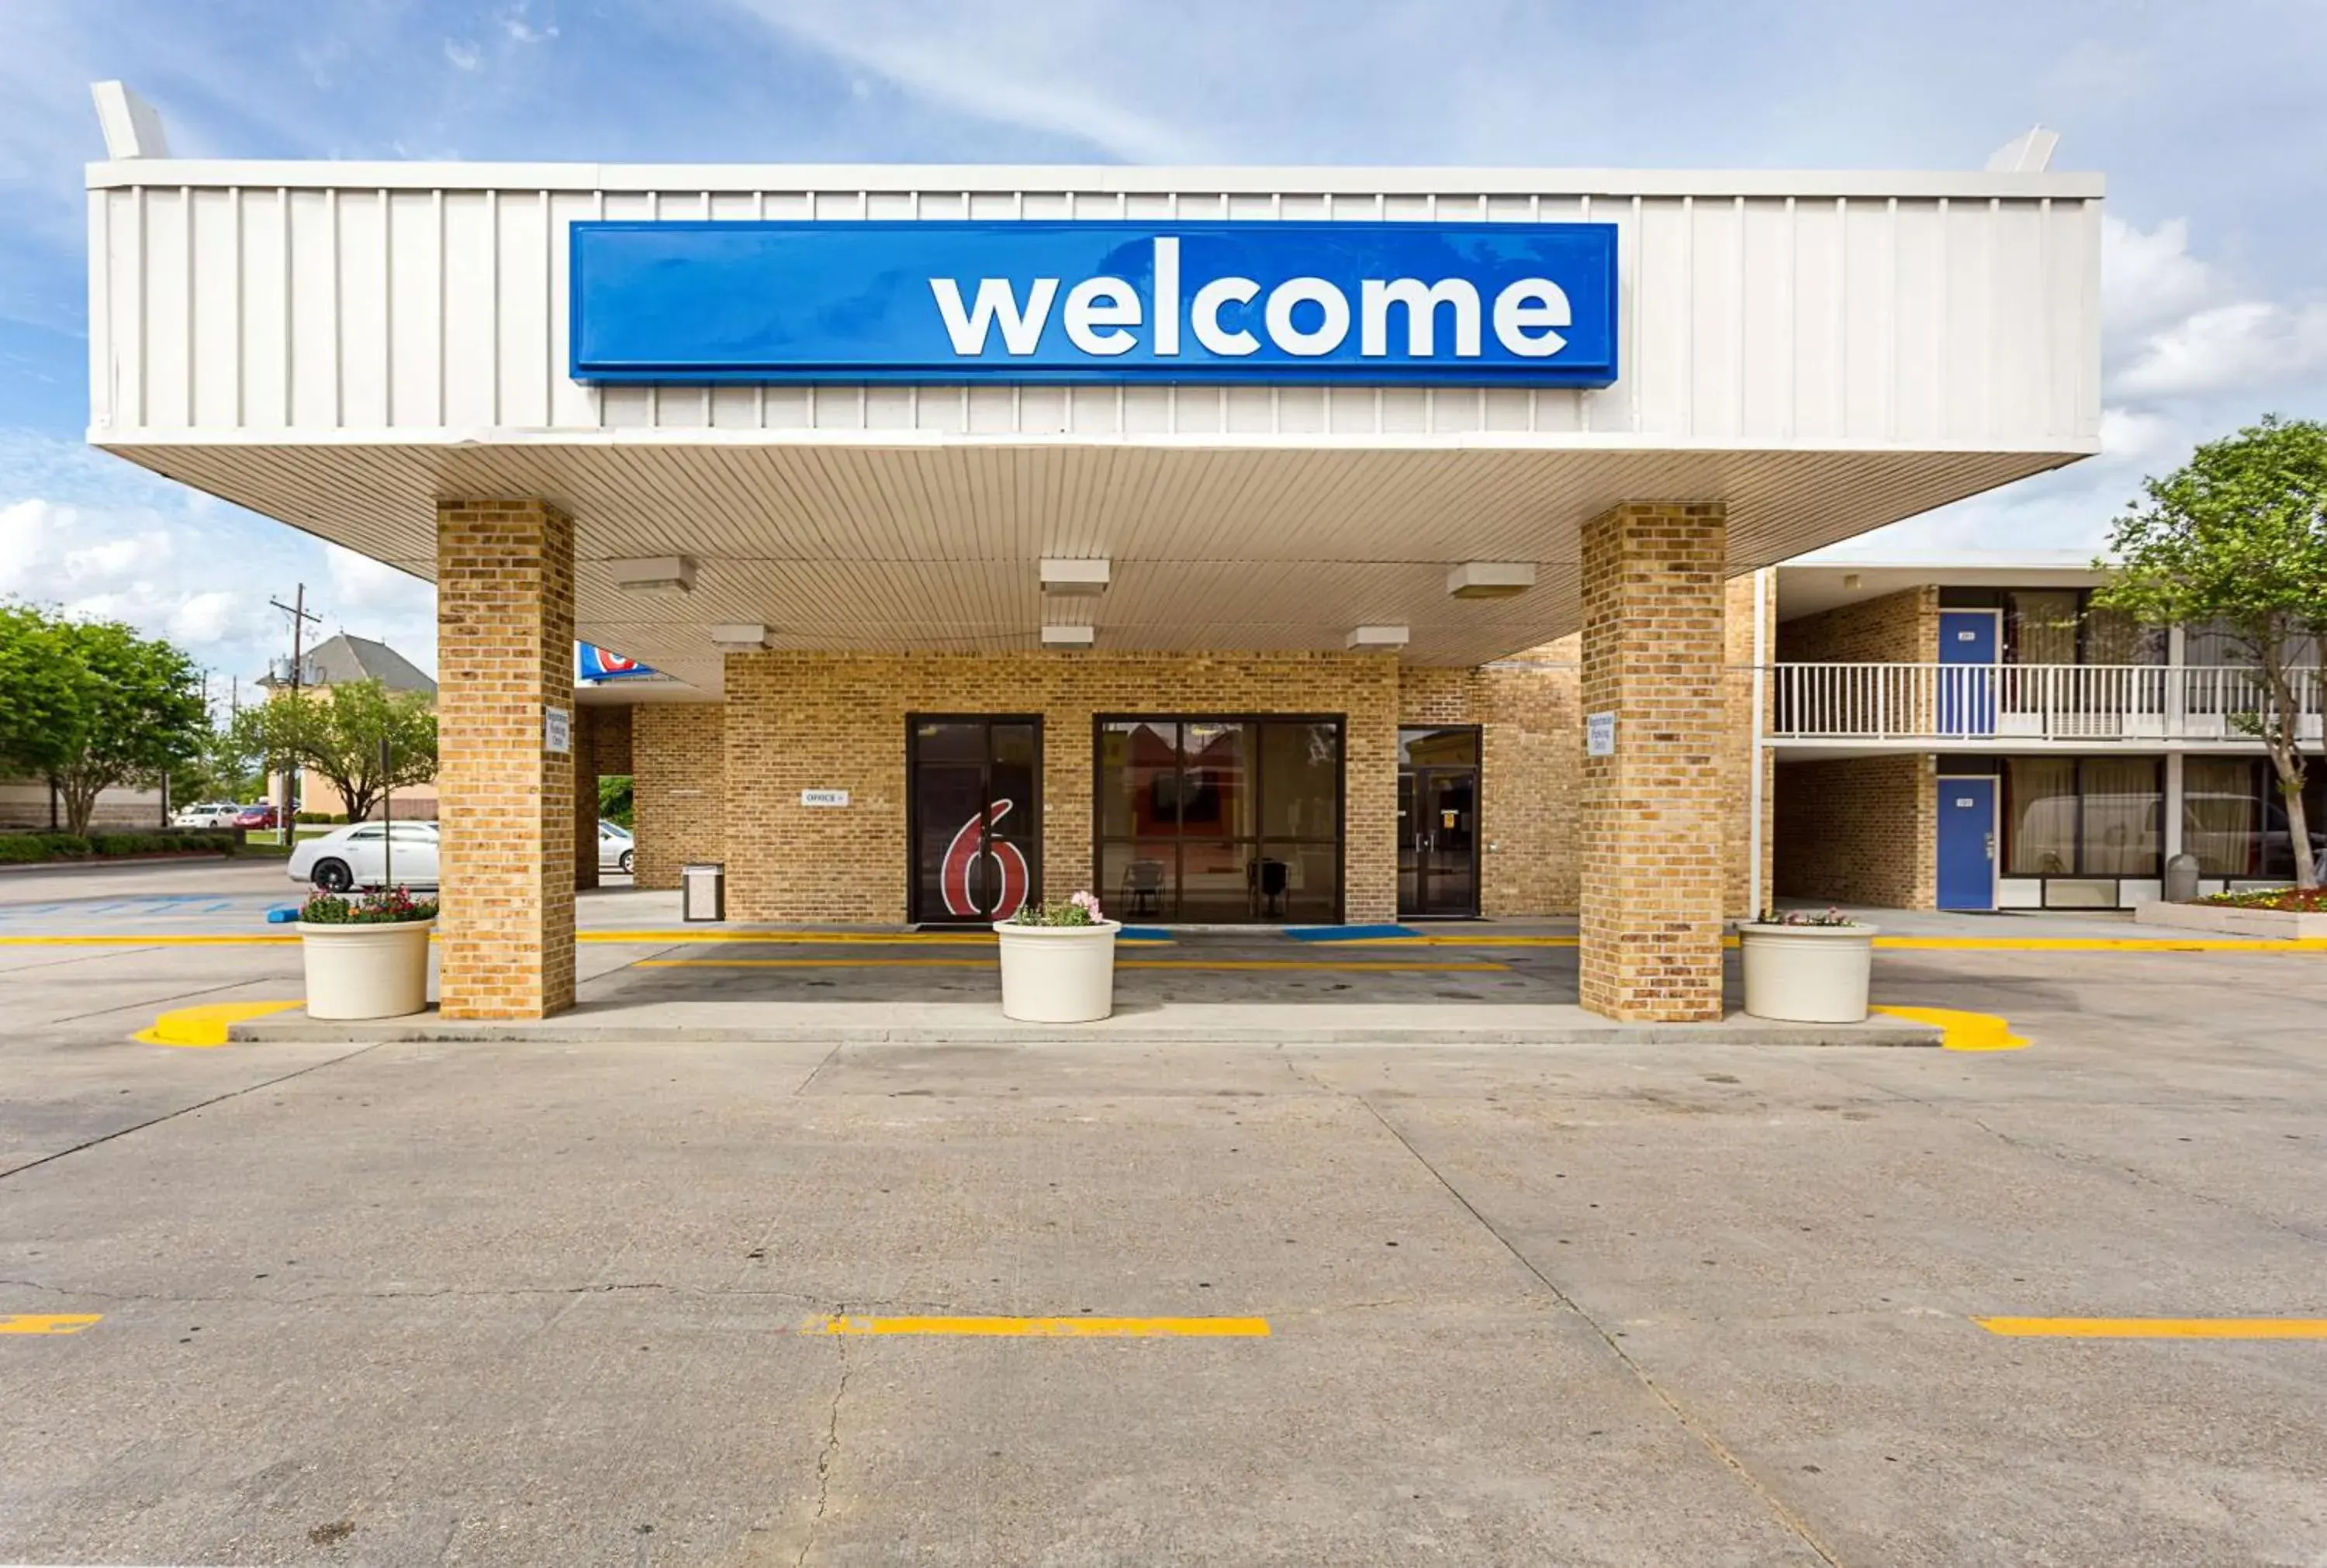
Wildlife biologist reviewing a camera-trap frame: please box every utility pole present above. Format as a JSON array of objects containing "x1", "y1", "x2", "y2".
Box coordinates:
[{"x1": 270, "y1": 586, "x2": 322, "y2": 843}]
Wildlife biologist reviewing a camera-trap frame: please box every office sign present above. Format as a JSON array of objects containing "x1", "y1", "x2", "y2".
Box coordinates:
[{"x1": 569, "y1": 220, "x2": 1618, "y2": 386}]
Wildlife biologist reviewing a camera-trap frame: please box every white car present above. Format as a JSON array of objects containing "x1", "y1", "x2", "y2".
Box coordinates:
[
  {"x1": 289, "y1": 820, "x2": 441, "y2": 892},
  {"x1": 171, "y1": 801, "x2": 242, "y2": 828},
  {"x1": 598, "y1": 820, "x2": 635, "y2": 874}
]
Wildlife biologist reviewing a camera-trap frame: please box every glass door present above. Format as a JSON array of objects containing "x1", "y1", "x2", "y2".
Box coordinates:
[
  {"x1": 908, "y1": 717, "x2": 1040, "y2": 924},
  {"x1": 1398, "y1": 727, "x2": 1480, "y2": 919}
]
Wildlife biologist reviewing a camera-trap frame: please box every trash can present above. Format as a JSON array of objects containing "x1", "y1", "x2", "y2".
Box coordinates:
[
  {"x1": 2163, "y1": 851, "x2": 2201, "y2": 903},
  {"x1": 682, "y1": 862, "x2": 725, "y2": 923}
]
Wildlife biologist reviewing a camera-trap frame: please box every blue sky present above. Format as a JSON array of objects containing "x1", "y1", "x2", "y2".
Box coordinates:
[{"x1": 4, "y1": 0, "x2": 2325, "y2": 691}]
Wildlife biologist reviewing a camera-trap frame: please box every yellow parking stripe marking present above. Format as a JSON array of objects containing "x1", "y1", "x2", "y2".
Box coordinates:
[
  {"x1": 0, "y1": 1314, "x2": 102, "y2": 1335},
  {"x1": 640, "y1": 957, "x2": 991, "y2": 969},
  {"x1": 1877, "y1": 935, "x2": 2327, "y2": 952},
  {"x1": 0, "y1": 934, "x2": 300, "y2": 946},
  {"x1": 638, "y1": 957, "x2": 1507, "y2": 973},
  {"x1": 134, "y1": 1000, "x2": 305, "y2": 1047},
  {"x1": 807, "y1": 1314, "x2": 1271, "y2": 1337},
  {"x1": 1870, "y1": 1005, "x2": 2028, "y2": 1052},
  {"x1": 586, "y1": 929, "x2": 1003, "y2": 944},
  {"x1": 1126, "y1": 958, "x2": 1506, "y2": 972},
  {"x1": 1976, "y1": 1317, "x2": 2327, "y2": 1339},
  {"x1": 1318, "y1": 934, "x2": 1578, "y2": 947}
]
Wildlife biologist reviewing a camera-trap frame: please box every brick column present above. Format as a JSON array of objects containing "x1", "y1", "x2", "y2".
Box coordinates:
[
  {"x1": 436, "y1": 499, "x2": 577, "y2": 1019},
  {"x1": 573, "y1": 706, "x2": 600, "y2": 893},
  {"x1": 1578, "y1": 503, "x2": 1727, "y2": 1021}
]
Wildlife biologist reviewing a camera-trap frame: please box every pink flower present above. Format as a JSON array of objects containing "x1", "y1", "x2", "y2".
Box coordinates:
[{"x1": 1069, "y1": 889, "x2": 1103, "y2": 919}]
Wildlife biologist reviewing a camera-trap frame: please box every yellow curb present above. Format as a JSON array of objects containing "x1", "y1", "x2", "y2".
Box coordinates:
[
  {"x1": 1873, "y1": 935, "x2": 2327, "y2": 952},
  {"x1": 134, "y1": 1000, "x2": 305, "y2": 1047},
  {"x1": 1870, "y1": 1005, "x2": 2028, "y2": 1052}
]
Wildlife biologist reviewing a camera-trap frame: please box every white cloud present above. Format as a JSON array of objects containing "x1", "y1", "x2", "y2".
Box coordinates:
[
  {"x1": 500, "y1": 5, "x2": 558, "y2": 44},
  {"x1": 721, "y1": 0, "x2": 1208, "y2": 162},
  {"x1": 0, "y1": 431, "x2": 437, "y2": 684},
  {"x1": 444, "y1": 40, "x2": 482, "y2": 71},
  {"x1": 2111, "y1": 299, "x2": 2327, "y2": 399},
  {"x1": 2098, "y1": 406, "x2": 2173, "y2": 461},
  {"x1": 2100, "y1": 216, "x2": 2215, "y2": 343}
]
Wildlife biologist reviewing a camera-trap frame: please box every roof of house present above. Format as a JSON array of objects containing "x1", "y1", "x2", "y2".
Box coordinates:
[{"x1": 260, "y1": 634, "x2": 437, "y2": 696}]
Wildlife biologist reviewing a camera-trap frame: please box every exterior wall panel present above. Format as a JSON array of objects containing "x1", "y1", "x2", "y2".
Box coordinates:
[{"x1": 88, "y1": 166, "x2": 2104, "y2": 450}]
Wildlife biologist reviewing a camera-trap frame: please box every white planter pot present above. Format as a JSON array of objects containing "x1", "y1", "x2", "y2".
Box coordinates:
[
  {"x1": 299, "y1": 919, "x2": 434, "y2": 1021},
  {"x1": 992, "y1": 919, "x2": 1121, "y2": 1023},
  {"x1": 1738, "y1": 922, "x2": 1878, "y2": 1024}
]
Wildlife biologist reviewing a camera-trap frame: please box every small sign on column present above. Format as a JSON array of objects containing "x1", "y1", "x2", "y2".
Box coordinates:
[
  {"x1": 1586, "y1": 711, "x2": 1617, "y2": 757},
  {"x1": 543, "y1": 706, "x2": 572, "y2": 755}
]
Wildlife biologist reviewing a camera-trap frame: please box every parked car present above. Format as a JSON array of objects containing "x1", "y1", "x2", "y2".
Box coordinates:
[
  {"x1": 598, "y1": 820, "x2": 635, "y2": 875},
  {"x1": 289, "y1": 820, "x2": 441, "y2": 892},
  {"x1": 231, "y1": 803, "x2": 282, "y2": 831},
  {"x1": 171, "y1": 800, "x2": 242, "y2": 828}
]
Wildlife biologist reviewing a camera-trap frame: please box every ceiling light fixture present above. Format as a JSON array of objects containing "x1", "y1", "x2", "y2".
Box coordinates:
[
  {"x1": 1039, "y1": 558, "x2": 1112, "y2": 596},
  {"x1": 1447, "y1": 562, "x2": 1534, "y2": 600},
  {"x1": 1347, "y1": 625, "x2": 1409, "y2": 649},
  {"x1": 708, "y1": 623, "x2": 772, "y2": 651},
  {"x1": 1041, "y1": 624, "x2": 1097, "y2": 648},
  {"x1": 609, "y1": 555, "x2": 698, "y2": 594}
]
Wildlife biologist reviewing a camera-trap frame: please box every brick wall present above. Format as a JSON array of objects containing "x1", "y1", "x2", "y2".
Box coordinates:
[
  {"x1": 1576, "y1": 503, "x2": 1727, "y2": 1021},
  {"x1": 1772, "y1": 755, "x2": 1935, "y2": 908},
  {"x1": 434, "y1": 499, "x2": 576, "y2": 1020},
  {"x1": 721, "y1": 652, "x2": 1400, "y2": 924},
  {"x1": 1399, "y1": 640, "x2": 1583, "y2": 917},
  {"x1": 586, "y1": 705, "x2": 634, "y2": 774},
  {"x1": 633, "y1": 704, "x2": 725, "y2": 891},
  {"x1": 1777, "y1": 585, "x2": 1940, "y2": 665}
]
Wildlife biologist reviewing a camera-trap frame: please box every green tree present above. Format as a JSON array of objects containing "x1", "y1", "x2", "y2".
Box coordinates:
[
  {"x1": 231, "y1": 677, "x2": 437, "y2": 824},
  {"x1": 597, "y1": 773, "x2": 634, "y2": 829},
  {"x1": 2094, "y1": 415, "x2": 2327, "y2": 888},
  {"x1": 0, "y1": 605, "x2": 209, "y2": 836}
]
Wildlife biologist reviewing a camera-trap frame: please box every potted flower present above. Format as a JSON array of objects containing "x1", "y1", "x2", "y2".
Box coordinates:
[
  {"x1": 1737, "y1": 907, "x2": 1879, "y2": 1024},
  {"x1": 298, "y1": 885, "x2": 438, "y2": 1021},
  {"x1": 993, "y1": 891, "x2": 1121, "y2": 1023}
]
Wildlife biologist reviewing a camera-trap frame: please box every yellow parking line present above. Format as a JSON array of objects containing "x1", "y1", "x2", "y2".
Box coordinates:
[
  {"x1": 807, "y1": 1314, "x2": 1271, "y2": 1338},
  {"x1": 0, "y1": 1314, "x2": 102, "y2": 1335},
  {"x1": 1869, "y1": 1005, "x2": 2028, "y2": 1052},
  {"x1": 1125, "y1": 958, "x2": 1507, "y2": 972},
  {"x1": 1877, "y1": 935, "x2": 2327, "y2": 952},
  {"x1": 0, "y1": 934, "x2": 300, "y2": 946},
  {"x1": 134, "y1": 1000, "x2": 306, "y2": 1047},
  {"x1": 584, "y1": 929, "x2": 1002, "y2": 944},
  {"x1": 639, "y1": 957, "x2": 990, "y2": 969},
  {"x1": 640, "y1": 957, "x2": 1506, "y2": 973},
  {"x1": 1318, "y1": 934, "x2": 1578, "y2": 947},
  {"x1": 1976, "y1": 1317, "x2": 2327, "y2": 1338}
]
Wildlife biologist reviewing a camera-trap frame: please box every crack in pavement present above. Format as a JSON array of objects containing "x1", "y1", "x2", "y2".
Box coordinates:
[
  {"x1": 0, "y1": 1038, "x2": 387, "y2": 1183},
  {"x1": 797, "y1": 1325, "x2": 850, "y2": 1568},
  {"x1": 1302, "y1": 1062, "x2": 1847, "y2": 1568}
]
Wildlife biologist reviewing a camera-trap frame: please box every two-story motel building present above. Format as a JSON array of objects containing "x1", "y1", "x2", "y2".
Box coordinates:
[{"x1": 83, "y1": 87, "x2": 2108, "y2": 1021}]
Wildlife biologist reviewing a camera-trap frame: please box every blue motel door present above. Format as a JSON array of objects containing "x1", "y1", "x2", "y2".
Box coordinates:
[
  {"x1": 1937, "y1": 777, "x2": 1998, "y2": 910},
  {"x1": 1937, "y1": 611, "x2": 1999, "y2": 736}
]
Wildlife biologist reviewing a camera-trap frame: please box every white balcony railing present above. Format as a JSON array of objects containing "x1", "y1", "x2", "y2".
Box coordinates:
[{"x1": 1769, "y1": 663, "x2": 2327, "y2": 744}]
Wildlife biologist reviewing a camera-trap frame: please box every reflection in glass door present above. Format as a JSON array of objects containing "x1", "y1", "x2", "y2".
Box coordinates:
[
  {"x1": 1398, "y1": 727, "x2": 1481, "y2": 918},
  {"x1": 908, "y1": 717, "x2": 1040, "y2": 924}
]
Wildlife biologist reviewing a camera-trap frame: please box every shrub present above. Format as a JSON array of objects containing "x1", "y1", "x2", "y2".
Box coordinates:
[
  {"x1": 300, "y1": 886, "x2": 438, "y2": 924},
  {"x1": 2197, "y1": 886, "x2": 2327, "y2": 914},
  {"x1": 1006, "y1": 891, "x2": 1106, "y2": 927}
]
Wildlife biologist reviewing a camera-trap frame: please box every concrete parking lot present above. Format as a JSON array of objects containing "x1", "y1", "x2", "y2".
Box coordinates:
[{"x1": 2, "y1": 861, "x2": 2325, "y2": 1565}]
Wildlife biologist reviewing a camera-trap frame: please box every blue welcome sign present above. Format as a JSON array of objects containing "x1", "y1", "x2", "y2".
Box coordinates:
[{"x1": 569, "y1": 220, "x2": 1618, "y2": 386}]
